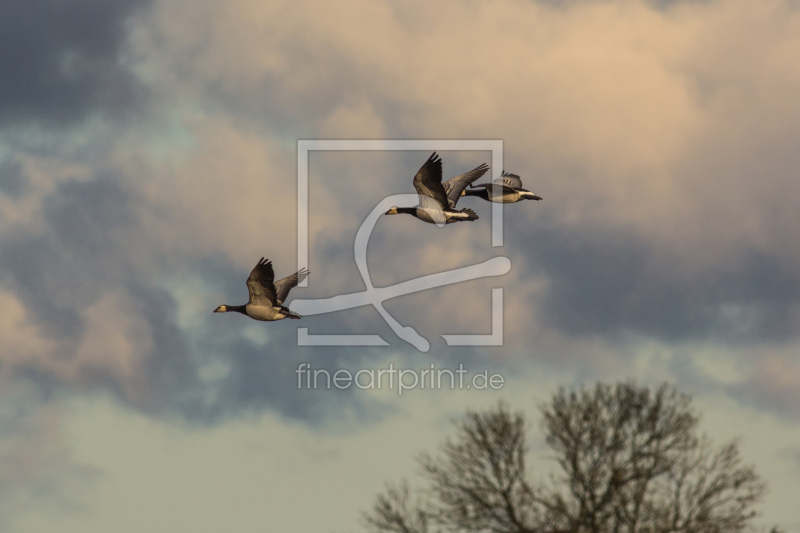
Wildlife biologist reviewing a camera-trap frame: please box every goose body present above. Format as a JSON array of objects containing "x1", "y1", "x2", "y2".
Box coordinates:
[
  {"x1": 214, "y1": 258, "x2": 307, "y2": 321},
  {"x1": 385, "y1": 152, "x2": 487, "y2": 226},
  {"x1": 462, "y1": 171, "x2": 542, "y2": 203},
  {"x1": 385, "y1": 203, "x2": 476, "y2": 225}
]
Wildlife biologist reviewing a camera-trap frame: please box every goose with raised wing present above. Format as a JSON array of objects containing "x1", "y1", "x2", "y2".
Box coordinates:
[
  {"x1": 462, "y1": 171, "x2": 542, "y2": 203},
  {"x1": 213, "y1": 258, "x2": 307, "y2": 321},
  {"x1": 385, "y1": 152, "x2": 486, "y2": 226}
]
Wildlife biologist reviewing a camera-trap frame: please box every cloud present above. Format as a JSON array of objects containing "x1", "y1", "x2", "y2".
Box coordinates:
[
  {"x1": 0, "y1": 169, "x2": 367, "y2": 422},
  {"x1": 0, "y1": 159, "x2": 28, "y2": 198},
  {"x1": 726, "y1": 350, "x2": 800, "y2": 421},
  {"x1": 1, "y1": 0, "x2": 800, "y2": 428},
  {"x1": 0, "y1": 0, "x2": 151, "y2": 127},
  {"x1": 0, "y1": 387, "x2": 101, "y2": 525},
  {"x1": 3, "y1": 1, "x2": 800, "y2": 528}
]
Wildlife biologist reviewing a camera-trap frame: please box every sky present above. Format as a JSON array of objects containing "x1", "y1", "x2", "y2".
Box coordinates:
[{"x1": 1, "y1": 0, "x2": 800, "y2": 531}]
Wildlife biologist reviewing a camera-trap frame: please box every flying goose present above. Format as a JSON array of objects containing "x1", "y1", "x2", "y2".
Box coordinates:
[
  {"x1": 213, "y1": 258, "x2": 307, "y2": 321},
  {"x1": 385, "y1": 152, "x2": 487, "y2": 225},
  {"x1": 462, "y1": 171, "x2": 542, "y2": 203}
]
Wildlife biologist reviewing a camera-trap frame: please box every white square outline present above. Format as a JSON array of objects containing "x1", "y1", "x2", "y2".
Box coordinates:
[{"x1": 296, "y1": 140, "x2": 504, "y2": 347}]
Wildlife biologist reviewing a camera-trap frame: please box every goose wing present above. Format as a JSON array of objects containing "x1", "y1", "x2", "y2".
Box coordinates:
[
  {"x1": 493, "y1": 171, "x2": 523, "y2": 190},
  {"x1": 472, "y1": 181, "x2": 517, "y2": 196},
  {"x1": 274, "y1": 268, "x2": 309, "y2": 305},
  {"x1": 412, "y1": 152, "x2": 449, "y2": 210},
  {"x1": 443, "y1": 163, "x2": 489, "y2": 207},
  {"x1": 246, "y1": 257, "x2": 278, "y2": 306}
]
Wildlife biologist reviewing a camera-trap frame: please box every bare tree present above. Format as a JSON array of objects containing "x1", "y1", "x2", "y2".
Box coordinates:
[
  {"x1": 418, "y1": 402, "x2": 541, "y2": 533},
  {"x1": 540, "y1": 382, "x2": 766, "y2": 533},
  {"x1": 362, "y1": 382, "x2": 770, "y2": 533},
  {"x1": 362, "y1": 480, "x2": 433, "y2": 533},
  {"x1": 650, "y1": 438, "x2": 766, "y2": 533}
]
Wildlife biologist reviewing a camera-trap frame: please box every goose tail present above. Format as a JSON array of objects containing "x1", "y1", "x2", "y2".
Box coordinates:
[
  {"x1": 282, "y1": 306, "x2": 302, "y2": 320},
  {"x1": 459, "y1": 208, "x2": 479, "y2": 221}
]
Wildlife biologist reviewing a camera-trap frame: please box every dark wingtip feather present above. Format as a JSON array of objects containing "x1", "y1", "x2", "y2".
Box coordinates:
[
  {"x1": 460, "y1": 208, "x2": 479, "y2": 221},
  {"x1": 282, "y1": 306, "x2": 302, "y2": 319}
]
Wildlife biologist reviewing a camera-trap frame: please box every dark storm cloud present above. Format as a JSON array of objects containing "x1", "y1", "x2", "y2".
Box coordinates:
[
  {"x1": 9, "y1": 161, "x2": 791, "y2": 425},
  {"x1": 167, "y1": 242, "x2": 496, "y2": 424},
  {"x1": 2, "y1": 176, "x2": 140, "y2": 337},
  {"x1": 0, "y1": 172, "x2": 392, "y2": 424},
  {"x1": 209, "y1": 334, "x2": 389, "y2": 423},
  {"x1": 0, "y1": 0, "x2": 150, "y2": 126},
  {"x1": 1, "y1": 176, "x2": 168, "y2": 401},
  {"x1": 0, "y1": 158, "x2": 29, "y2": 198},
  {"x1": 514, "y1": 221, "x2": 800, "y2": 345}
]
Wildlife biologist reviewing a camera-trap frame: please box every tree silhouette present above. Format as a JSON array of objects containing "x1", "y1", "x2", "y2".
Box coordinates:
[{"x1": 362, "y1": 382, "x2": 770, "y2": 533}]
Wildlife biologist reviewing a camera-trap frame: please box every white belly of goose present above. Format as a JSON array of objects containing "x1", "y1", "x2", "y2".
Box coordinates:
[
  {"x1": 245, "y1": 304, "x2": 288, "y2": 321},
  {"x1": 415, "y1": 207, "x2": 471, "y2": 224},
  {"x1": 414, "y1": 208, "x2": 440, "y2": 224}
]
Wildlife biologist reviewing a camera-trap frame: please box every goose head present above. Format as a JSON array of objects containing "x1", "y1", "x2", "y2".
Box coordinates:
[
  {"x1": 385, "y1": 207, "x2": 400, "y2": 215},
  {"x1": 213, "y1": 305, "x2": 228, "y2": 313}
]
